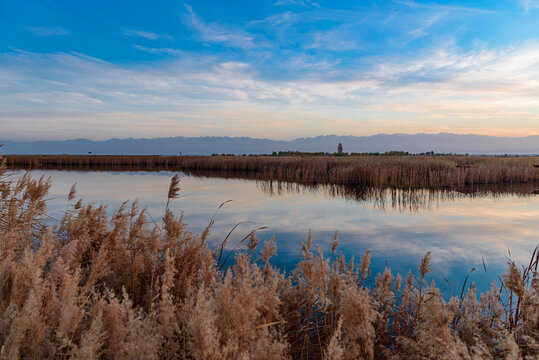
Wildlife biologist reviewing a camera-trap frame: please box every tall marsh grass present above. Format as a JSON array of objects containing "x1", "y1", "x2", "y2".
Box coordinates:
[
  {"x1": 1, "y1": 155, "x2": 538, "y2": 359},
  {"x1": 6, "y1": 154, "x2": 539, "y2": 189}
]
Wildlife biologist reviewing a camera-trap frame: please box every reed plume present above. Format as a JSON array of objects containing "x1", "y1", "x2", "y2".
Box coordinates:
[{"x1": 165, "y1": 173, "x2": 180, "y2": 213}]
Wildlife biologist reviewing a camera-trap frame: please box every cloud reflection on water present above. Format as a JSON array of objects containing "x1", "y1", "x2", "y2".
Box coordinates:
[{"x1": 18, "y1": 169, "x2": 539, "y2": 294}]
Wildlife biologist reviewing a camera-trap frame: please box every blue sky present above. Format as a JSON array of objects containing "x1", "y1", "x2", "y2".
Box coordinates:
[{"x1": 1, "y1": 0, "x2": 539, "y2": 140}]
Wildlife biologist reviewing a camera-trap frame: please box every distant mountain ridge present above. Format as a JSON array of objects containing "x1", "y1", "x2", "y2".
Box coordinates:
[{"x1": 1, "y1": 133, "x2": 538, "y2": 155}]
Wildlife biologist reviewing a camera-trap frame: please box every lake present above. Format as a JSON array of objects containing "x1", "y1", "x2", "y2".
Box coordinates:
[{"x1": 15, "y1": 169, "x2": 539, "y2": 296}]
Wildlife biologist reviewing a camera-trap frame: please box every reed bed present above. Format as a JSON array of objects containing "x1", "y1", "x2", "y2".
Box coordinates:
[
  {"x1": 1, "y1": 155, "x2": 538, "y2": 359},
  {"x1": 6, "y1": 154, "x2": 539, "y2": 189}
]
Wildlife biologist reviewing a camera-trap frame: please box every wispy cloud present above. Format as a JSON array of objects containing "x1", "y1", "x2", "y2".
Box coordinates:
[
  {"x1": 182, "y1": 5, "x2": 255, "y2": 48},
  {"x1": 133, "y1": 45, "x2": 183, "y2": 56},
  {"x1": 407, "y1": 11, "x2": 447, "y2": 39},
  {"x1": 247, "y1": 2, "x2": 487, "y2": 57},
  {"x1": 308, "y1": 25, "x2": 360, "y2": 51},
  {"x1": 275, "y1": 0, "x2": 320, "y2": 8},
  {"x1": 394, "y1": 0, "x2": 493, "y2": 14},
  {"x1": 519, "y1": 0, "x2": 539, "y2": 10},
  {"x1": 123, "y1": 29, "x2": 174, "y2": 41},
  {"x1": 26, "y1": 26, "x2": 68, "y2": 36}
]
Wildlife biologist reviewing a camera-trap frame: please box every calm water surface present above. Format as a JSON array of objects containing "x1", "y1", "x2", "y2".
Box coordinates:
[{"x1": 18, "y1": 170, "x2": 539, "y2": 295}]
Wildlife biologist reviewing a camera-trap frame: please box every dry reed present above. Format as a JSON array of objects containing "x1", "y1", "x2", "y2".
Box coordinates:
[
  {"x1": 1, "y1": 153, "x2": 538, "y2": 359},
  {"x1": 6, "y1": 154, "x2": 539, "y2": 189}
]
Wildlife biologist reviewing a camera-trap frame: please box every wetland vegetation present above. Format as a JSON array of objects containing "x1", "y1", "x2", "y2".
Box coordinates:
[
  {"x1": 1, "y1": 153, "x2": 538, "y2": 359},
  {"x1": 6, "y1": 154, "x2": 539, "y2": 191}
]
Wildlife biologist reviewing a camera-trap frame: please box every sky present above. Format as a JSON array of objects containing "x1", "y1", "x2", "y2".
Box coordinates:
[{"x1": 1, "y1": 0, "x2": 539, "y2": 140}]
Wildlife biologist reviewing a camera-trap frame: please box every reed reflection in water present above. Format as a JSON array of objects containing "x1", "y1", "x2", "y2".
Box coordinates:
[{"x1": 256, "y1": 180, "x2": 538, "y2": 212}]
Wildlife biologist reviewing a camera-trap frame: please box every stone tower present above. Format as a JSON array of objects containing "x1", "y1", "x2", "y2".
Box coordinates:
[{"x1": 337, "y1": 143, "x2": 343, "y2": 154}]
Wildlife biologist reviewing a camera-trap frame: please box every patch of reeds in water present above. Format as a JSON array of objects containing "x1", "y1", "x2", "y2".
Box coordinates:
[
  {"x1": 1, "y1": 155, "x2": 538, "y2": 359},
  {"x1": 6, "y1": 154, "x2": 539, "y2": 189}
]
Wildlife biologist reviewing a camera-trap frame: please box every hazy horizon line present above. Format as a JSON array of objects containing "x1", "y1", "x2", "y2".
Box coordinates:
[{"x1": 3, "y1": 132, "x2": 539, "y2": 143}]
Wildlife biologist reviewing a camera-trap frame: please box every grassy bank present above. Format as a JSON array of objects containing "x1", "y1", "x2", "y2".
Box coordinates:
[
  {"x1": 1, "y1": 156, "x2": 538, "y2": 359},
  {"x1": 6, "y1": 154, "x2": 539, "y2": 189}
]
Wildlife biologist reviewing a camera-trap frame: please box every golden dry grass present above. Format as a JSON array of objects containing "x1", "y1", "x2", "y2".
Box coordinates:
[
  {"x1": 1, "y1": 154, "x2": 538, "y2": 359},
  {"x1": 6, "y1": 154, "x2": 539, "y2": 189}
]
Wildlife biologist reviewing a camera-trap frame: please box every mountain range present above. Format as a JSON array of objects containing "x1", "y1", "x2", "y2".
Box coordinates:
[{"x1": 1, "y1": 134, "x2": 538, "y2": 155}]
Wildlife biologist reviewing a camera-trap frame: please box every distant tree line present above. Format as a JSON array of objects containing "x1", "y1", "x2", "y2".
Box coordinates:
[
  {"x1": 267, "y1": 150, "x2": 462, "y2": 157},
  {"x1": 205, "y1": 151, "x2": 529, "y2": 157}
]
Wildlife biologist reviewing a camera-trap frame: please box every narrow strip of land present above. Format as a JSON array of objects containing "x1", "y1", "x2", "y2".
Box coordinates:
[{"x1": 5, "y1": 154, "x2": 539, "y2": 189}]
